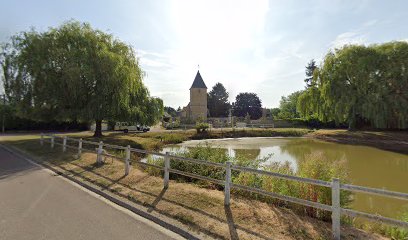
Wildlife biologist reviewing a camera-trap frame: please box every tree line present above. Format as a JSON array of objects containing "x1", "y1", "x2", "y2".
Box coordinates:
[
  {"x1": 165, "y1": 82, "x2": 264, "y2": 120},
  {"x1": 1, "y1": 21, "x2": 163, "y2": 136},
  {"x1": 274, "y1": 42, "x2": 408, "y2": 129}
]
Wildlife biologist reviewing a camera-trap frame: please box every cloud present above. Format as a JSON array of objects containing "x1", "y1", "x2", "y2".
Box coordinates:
[
  {"x1": 330, "y1": 31, "x2": 367, "y2": 49},
  {"x1": 137, "y1": 50, "x2": 174, "y2": 69},
  {"x1": 330, "y1": 19, "x2": 381, "y2": 49},
  {"x1": 362, "y1": 19, "x2": 378, "y2": 27},
  {"x1": 137, "y1": 0, "x2": 273, "y2": 108}
]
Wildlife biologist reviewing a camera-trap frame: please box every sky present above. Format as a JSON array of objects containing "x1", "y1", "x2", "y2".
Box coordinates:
[{"x1": 1, "y1": 0, "x2": 407, "y2": 108}]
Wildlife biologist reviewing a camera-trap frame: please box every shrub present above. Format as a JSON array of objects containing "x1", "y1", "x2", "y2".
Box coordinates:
[
  {"x1": 161, "y1": 133, "x2": 187, "y2": 144},
  {"x1": 164, "y1": 120, "x2": 180, "y2": 129},
  {"x1": 145, "y1": 155, "x2": 164, "y2": 176},
  {"x1": 145, "y1": 142, "x2": 352, "y2": 221},
  {"x1": 296, "y1": 152, "x2": 351, "y2": 219},
  {"x1": 233, "y1": 151, "x2": 352, "y2": 220},
  {"x1": 195, "y1": 122, "x2": 209, "y2": 133},
  {"x1": 383, "y1": 211, "x2": 408, "y2": 240},
  {"x1": 170, "y1": 143, "x2": 231, "y2": 188}
]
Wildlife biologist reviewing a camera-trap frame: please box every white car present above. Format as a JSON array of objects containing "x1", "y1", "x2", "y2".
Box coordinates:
[{"x1": 114, "y1": 122, "x2": 150, "y2": 133}]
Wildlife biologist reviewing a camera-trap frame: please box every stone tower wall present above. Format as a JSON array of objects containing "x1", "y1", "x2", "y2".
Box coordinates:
[{"x1": 190, "y1": 88, "x2": 207, "y2": 120}]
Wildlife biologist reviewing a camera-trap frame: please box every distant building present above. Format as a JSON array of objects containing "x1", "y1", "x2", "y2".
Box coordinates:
[{"x1": 179, "y1": 71, "x2": 208, "y2": 121}]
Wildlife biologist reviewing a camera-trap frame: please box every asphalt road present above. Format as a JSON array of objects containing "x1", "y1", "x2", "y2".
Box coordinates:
[{"x1": 0, "y1": 145, "x2": 182, "y2": 240}]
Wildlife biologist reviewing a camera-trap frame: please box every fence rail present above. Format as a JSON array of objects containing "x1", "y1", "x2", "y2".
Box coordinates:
[{"x1": 39, "y1": 133, "x2": 408, "y2": 239}]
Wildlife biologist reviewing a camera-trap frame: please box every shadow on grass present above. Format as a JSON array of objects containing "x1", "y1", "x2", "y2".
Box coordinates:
[
  {"x1": 60, "y1": 159, "x2": 275, "y2": 239},
  {"x1": 4, "y1": 138, "x2": 337, "y2": 239},
  {"x1": 147, "y1": 188, "x2": 167, "y2": 213},
  {"x1": 224, "y1": 205, "x2": 239, "y2": 240}
]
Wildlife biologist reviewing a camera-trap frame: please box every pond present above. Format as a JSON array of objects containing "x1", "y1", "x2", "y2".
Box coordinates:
[{"x1": 161, "y1": 137, "x2": 408, "y2": 220}]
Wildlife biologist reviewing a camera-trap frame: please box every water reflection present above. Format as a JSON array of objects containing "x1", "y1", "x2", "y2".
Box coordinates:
[{"x1": 162, "y1": 137, "x2": 408, "y2": 219}]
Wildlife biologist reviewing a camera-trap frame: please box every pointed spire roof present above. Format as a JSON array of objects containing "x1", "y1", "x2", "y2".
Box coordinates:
[{"x1": 190, "y1": 70, "x2": 207, "y2": 89}]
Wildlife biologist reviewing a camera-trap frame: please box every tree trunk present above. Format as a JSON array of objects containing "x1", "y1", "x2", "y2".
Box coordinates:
[
  {"x1": 93, "y1": 119, "x2": 103, "y2": 137},
  {"x1": 348, "y1": 106, "x2": 356, "y2": 131}
]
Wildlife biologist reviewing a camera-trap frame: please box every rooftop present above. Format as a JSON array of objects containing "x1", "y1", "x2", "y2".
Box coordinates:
[{"x1": 190, "y1": 70, "x2": 207, "y2": 89}]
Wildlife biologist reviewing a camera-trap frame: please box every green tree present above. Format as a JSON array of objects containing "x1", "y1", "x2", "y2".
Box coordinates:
[
  {"x1": 164, "y1": 106, "x2": 177, "y2": 117},
  {"x1": 233, "y1": 92, "x2": 262, "y2": 119},
  {"x1": 278, "y1": 91, "x2": 303, "y2": 119},
  {"x1": 298, "y1": 42, "x2": 408, "y2": 129},
  {"x1": 1, "y1": 20, "x2": 163, "y2": 137},
  {"x1": 304, "y1": 59, "x2": 317, "y2": 88},
  {"x1": 270, "y1": 108, "x2": 281, "y2": 119},
  {"x1": 207, "y1": 82, "x2": 230, "y2": 117}
]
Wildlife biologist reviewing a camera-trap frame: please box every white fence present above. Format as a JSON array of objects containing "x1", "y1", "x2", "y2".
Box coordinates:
[{"x1": 40, "y1": 133, "x2": 408, "y2": 240}]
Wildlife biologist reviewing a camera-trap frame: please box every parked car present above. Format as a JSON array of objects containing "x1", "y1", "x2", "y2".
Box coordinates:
[
  {"x1": 137, "y1": 125, "x2": 150, "y2": 132},
  {"x1": 114, "y1": 122, "x2": 150, "y2": 133}
]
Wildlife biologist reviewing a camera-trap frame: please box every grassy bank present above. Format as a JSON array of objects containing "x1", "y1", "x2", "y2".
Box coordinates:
[
  {"x1": 4, "y1": 128, "x2": 309, "y2": 152},
  {"x1": 146, "y1": 143, "x2": 352, "y2": 221},
  {"x1": 308, "y1": 129, "x2": 408, "y2": 154},
  {"x1": 5, "y1": 128, "x2": 406, "y2": 154},
  {"x1": 1, "y1": 136, "x2": 385, "y2": 240}
]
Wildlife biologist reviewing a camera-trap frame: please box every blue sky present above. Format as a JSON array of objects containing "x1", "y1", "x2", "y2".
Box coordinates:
[{"x1": 1, "y1": 0, "x2": 407, "y2": 108}]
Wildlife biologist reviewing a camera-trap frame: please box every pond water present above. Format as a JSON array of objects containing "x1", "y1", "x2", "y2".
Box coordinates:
[{"x1": 161, "y1": 137, "x2": 408, "y2": 220}]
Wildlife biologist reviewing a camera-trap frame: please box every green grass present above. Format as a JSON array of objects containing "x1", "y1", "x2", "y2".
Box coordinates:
[
  {"x1": 383, "y1": 211, "x2": 408, "y2": 240},
  {"x1": 1, "y1": 128, "x2": 311, "y2": 153}
]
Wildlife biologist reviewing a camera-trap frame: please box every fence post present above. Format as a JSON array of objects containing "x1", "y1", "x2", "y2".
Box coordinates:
[
  {"x1": 164, "y1": 152, "x2": 170, "y2": 189},
  {"x1": 225, "y1": 161, "x2": 232, "y2": 205},
  {"x1": 40, "y1": 133, "x2": 44, "y2": 146},
  {"x1": 125, "y1": 145, "x2": 130, "y2": 175},
  {"x1": 332, "y1": 178, "x2": 341, "y2": 240},
  {"x1": 62, "y1": 136, "x2": 67, "y2": 152},
  {"x1": 78, "y1": 138, "x2": 82, "y2": 157},
  {"x1": 97, "y1": 141, "x2": 103, "y2": 164},
  {"x1": 51, "y1": 135, "x2": 55, "y2": 148}
]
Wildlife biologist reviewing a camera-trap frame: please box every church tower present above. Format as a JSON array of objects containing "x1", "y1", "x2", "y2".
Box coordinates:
[{"x1": 189, "y1": 70, "x2": 207, "y2": 120}]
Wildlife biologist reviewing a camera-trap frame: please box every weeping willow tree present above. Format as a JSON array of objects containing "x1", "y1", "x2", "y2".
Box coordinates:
[
  {"x1": 298, "y1": 42, "x2": 408, "y2": 129},
  {"x1": 1, "y1": 21, "x2": 163, "y2": 136}
]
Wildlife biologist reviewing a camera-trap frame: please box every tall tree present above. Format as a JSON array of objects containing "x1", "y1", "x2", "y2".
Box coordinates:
[
  {"x1": 298, "y1": 42, "x2": 408, "y2": 129},
  {"x1": 270, "y1": 108, "x2": 281, "y2": 119},
  {"x1": 207, "y1": 82, "x2": 230, "y2": 117},
  {"x1": 233, "y1": 92, "x2": 262, "y2": 119},
  {"x1": 0, "y1": 20, "x2": 163, "y2": 137},
  {"x1": 164, "y1": 106, "x2": 177, "y2": 117},
  {"x1": 278, "y1": 91, "x2": 303, "y2": 119},
  {"x1": 304, "y1": 59, "x2": 317, "y2": 88}
]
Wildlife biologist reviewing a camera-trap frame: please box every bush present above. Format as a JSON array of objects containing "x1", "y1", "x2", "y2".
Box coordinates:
[
  {"x1": 234, "y1": 151, "x2": 352, "y2": 220},
  {"x1": 164, "y1": 120, "x2": 180, "y2": 129},
  {"x1": 296, "y1": 152, "x2": 351, "y2": 219},
  {"x1": 383, "y1": 211, "x2": 408, "y2": 240},
  {"x1": 195, "y1": 122, "x2": 209, "y2": 133},
  {"x1": 145, "y1": 143, "x2": 352, "y2": 221}
]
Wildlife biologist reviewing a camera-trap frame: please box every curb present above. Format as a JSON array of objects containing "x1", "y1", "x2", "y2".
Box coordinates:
[{"x1": 0, "y1": 144, "x2": 202, "y2": 240}]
